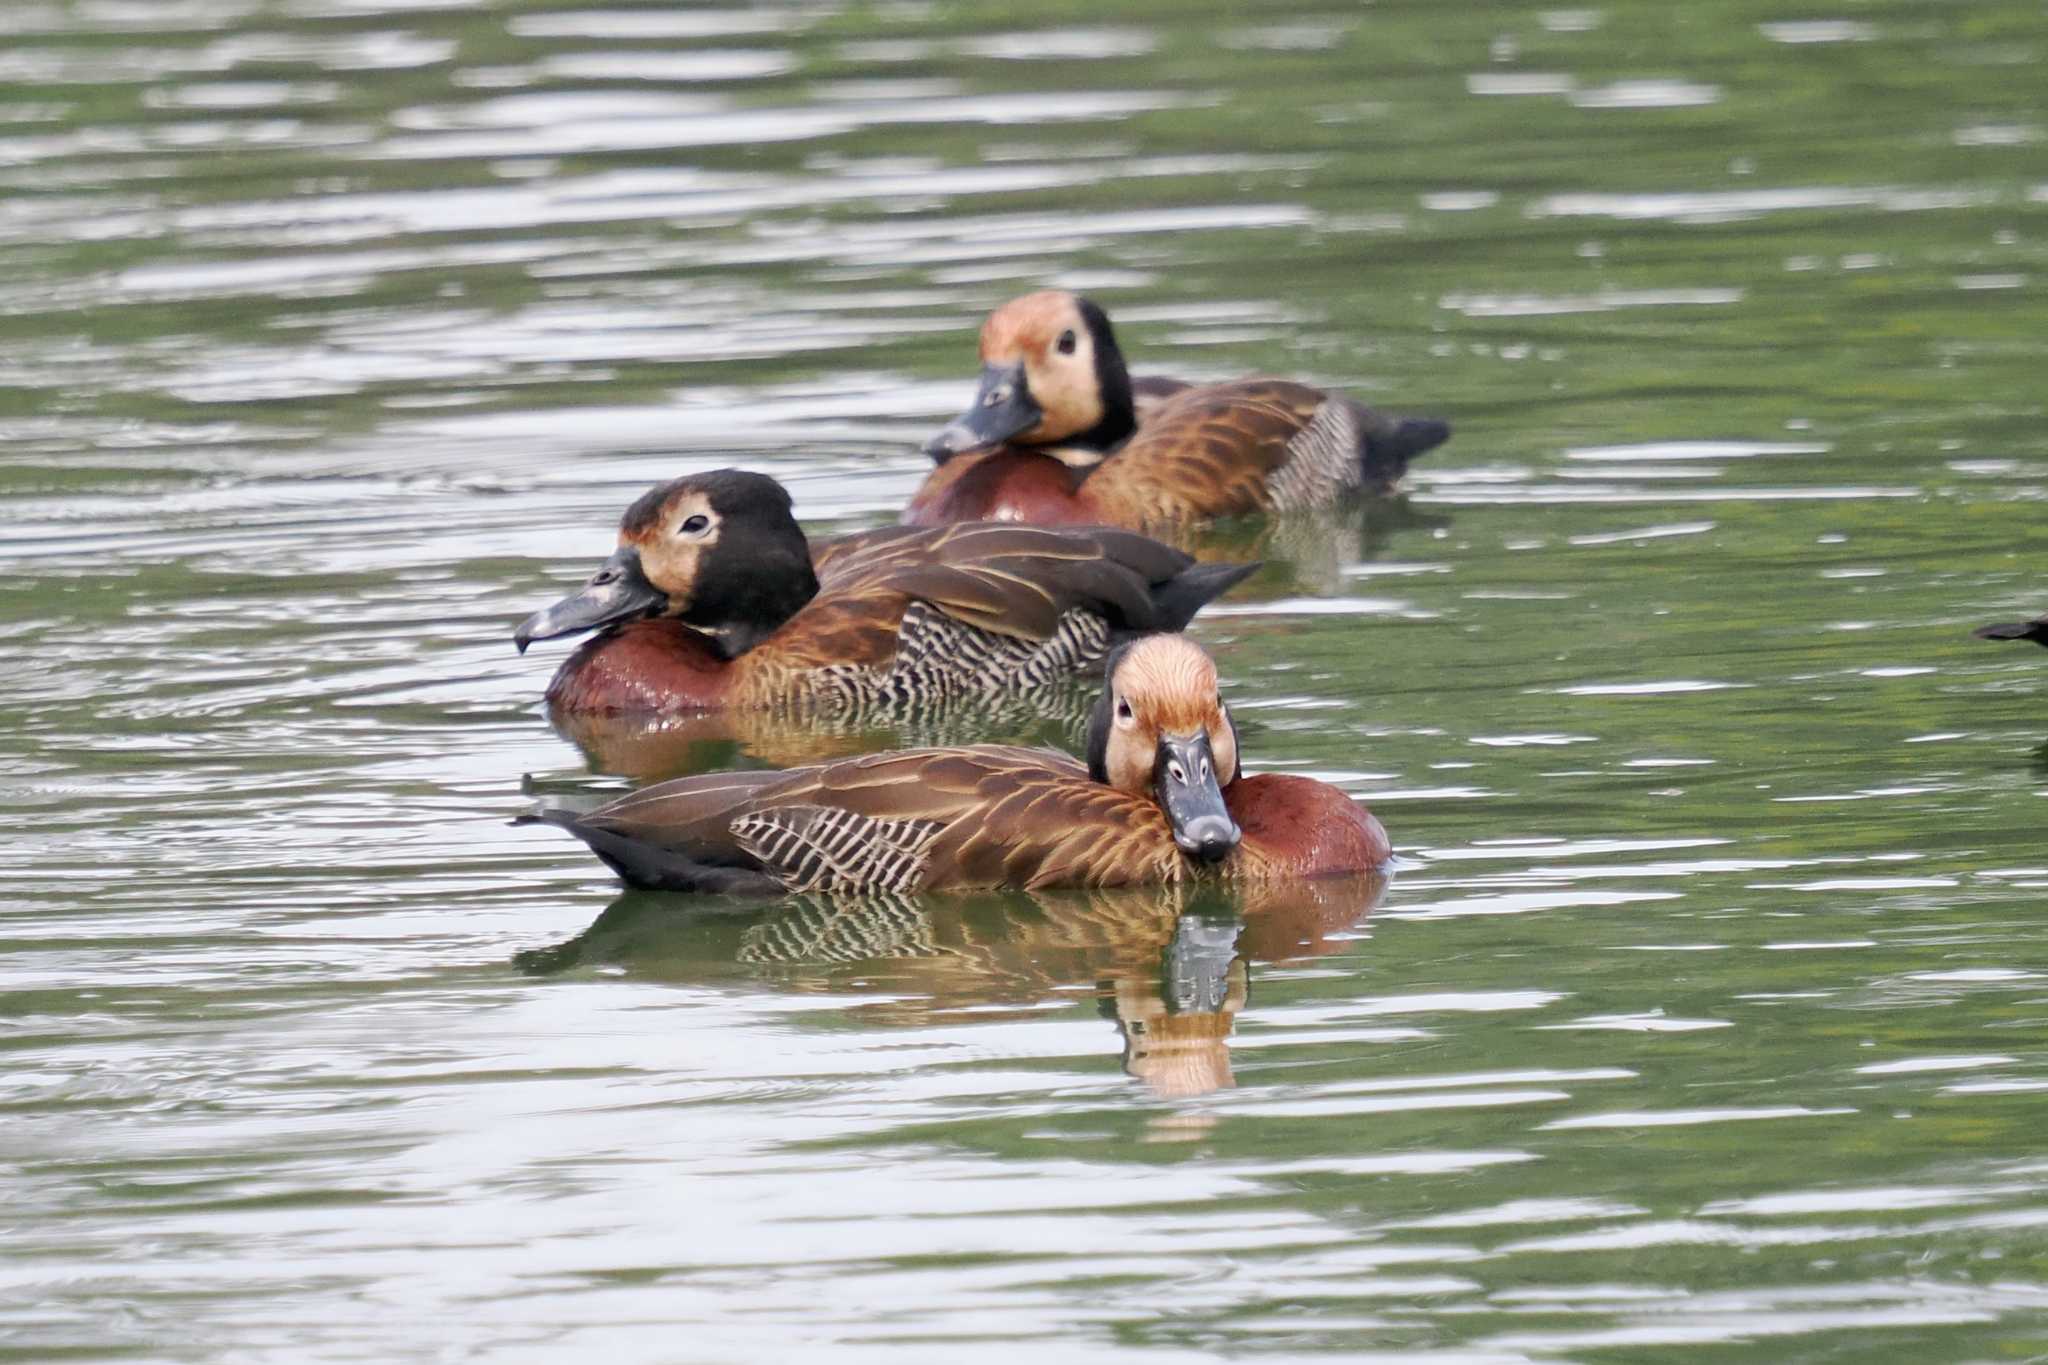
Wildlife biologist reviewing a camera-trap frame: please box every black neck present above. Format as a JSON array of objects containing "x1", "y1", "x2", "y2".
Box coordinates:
[
  {"x1": 681, "y1": 531, "x2": 819, "y2": 659},
  {"x1": 1084, "y1": 691, "x2": 1112, "y2": 783},
  {"x1": 1071, "y1": 296, "x2": 1136, "y2": 451},
  {"x1": 1083, "y1": 638, "x2": 1141, "y2": 782}
]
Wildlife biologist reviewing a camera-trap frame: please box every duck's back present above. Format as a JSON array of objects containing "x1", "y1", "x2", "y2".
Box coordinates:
[
  {"x1": 1087, "y1": 379, "x2": 1333, "y2": 522},
  {"x1": 560, "y1": 744, "x2": 1178, "y2": 892},
  {"x1": 746, "y1": 522, "x2": 1245, "y2": 702},
  {"x1": 531, "y1": 749, "x2": 1390, "y2": 895},
  {"x1": 905, "y1": 377, "x2": 1448, "y2": 533}
]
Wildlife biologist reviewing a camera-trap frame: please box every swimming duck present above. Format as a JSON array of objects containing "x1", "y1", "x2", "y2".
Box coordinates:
[
  {"x1": 1974, "y1": 614, "x2": 2048, "y2": 648},
  {"x1": 513, "y1": 469, "x2": 1255, "y2": 715},
  {"x1": 519, "y1": 634, "x2": 1391, "y2": 893},
  {"x1": 903, "y1": 290, "x2": 1451, "y2": 532}
]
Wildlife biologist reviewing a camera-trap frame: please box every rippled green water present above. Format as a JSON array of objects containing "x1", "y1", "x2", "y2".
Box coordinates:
[{"x1": 5, "y1": 1, "x2": 2048, "y2": 1359}]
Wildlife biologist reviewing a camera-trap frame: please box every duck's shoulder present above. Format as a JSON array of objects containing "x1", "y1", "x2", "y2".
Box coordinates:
[
  {"x1": 1130, "y1": 373, "x2": 1194, "y2": 421},
  {"x1": 809, "y1": 525, "x2": 920, "y2": 583},
  {"x1": 745, "y1": 529, "x2": 972, "y2": 673},
  {"x1": 1143, "y1": 376, "x2": 1328, "y2": 425}
]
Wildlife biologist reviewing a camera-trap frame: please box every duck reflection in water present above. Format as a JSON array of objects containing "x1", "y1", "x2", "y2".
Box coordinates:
[
  {"x1": 1122, "y1": 498, "x2": 1454, "y2": 602},
  {"x1": 545, "y1": 679, "x2": 1098, "y2": 781},
  {"x1": 1107, "y1": 911, "x2": 1248, "y2": 1102},
  {"x1": 516, "y1": 871, "x2": 1387, "y2": 1102}
]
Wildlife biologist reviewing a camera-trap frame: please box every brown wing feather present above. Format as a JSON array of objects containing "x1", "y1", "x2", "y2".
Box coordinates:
[
  {"x1": 808, "y1": 525, "x2": 927, "y2": 584},
  {"x1": 581, "y1": 768, "x2": 798, "y2": 853},
  {"x1": 582, "y1": 744, "x2": 1167, "y2": 890},
  {"x1": 1131, "y1": 373, "x2": 1195, "y2": 421},
  {"x1": 752, "y1": 523, "x2": 1203, "y2": 681},
  {"x1": 862, "y1": 523, "x2": 1181, "y2": 638},
  {"x1": 1086, "y1": 379, "x2": 1328, "y2": 523},
  {"x1": 919, "y1": 777, "x2": 1184, "y2": 890},
  {"x1": 590, "y1": 746, "x2": 1076, "y2": 837}
]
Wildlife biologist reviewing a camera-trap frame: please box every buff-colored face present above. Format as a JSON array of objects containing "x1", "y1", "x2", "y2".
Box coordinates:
[
  {"x1": 1101, "y1": 635, "x2": 1241, "y2": 798},
  {"x1": 513, "y1": 471, "x2": 808, "y2": 656},
  {"x1": 620, "y1": 487, "x2": 722, "y2": 611},
  {"x1": 512, "y1": 485, "x2": 718, "y2": 651},
  {"x1": 978, "y1": 290, "x2": 1106, "y2": 444}
]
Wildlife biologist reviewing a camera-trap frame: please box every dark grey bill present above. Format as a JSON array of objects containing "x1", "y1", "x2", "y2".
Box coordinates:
[
  {"x1": 922, "y1": 361, "x2": 1041, "y2": 462},
  {"x1": 513, "y1": 547, "x2": 666, "y2": 653},
  {"x1": 1155, "y1": 730, "x2": 1241, "y2": 864}
]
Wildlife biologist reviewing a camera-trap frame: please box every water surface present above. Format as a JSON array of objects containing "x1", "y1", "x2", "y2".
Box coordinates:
[{"x1": 4, "y1": 1, "x2": 2048, "y2": 1359}]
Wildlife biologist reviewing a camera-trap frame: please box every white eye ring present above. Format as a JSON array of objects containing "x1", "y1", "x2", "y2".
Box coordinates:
[{"x1": 1114, "y1": 696, "x2": 1134, "y2": 726}]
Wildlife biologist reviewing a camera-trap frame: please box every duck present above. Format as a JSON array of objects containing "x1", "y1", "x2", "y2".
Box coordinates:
[
  {"x1": 902, "y1": 290, "x2": 1451, "y2": 532},
  {"x1": 512, "y1": 469, "x2": 1256, "y2": 715},
  {"x1": 1974, "y1": 614, "x2": 2048, "y2": 648},
  {"x1": 518, "y1": 634, "x2": 1391, "y2": 894}
]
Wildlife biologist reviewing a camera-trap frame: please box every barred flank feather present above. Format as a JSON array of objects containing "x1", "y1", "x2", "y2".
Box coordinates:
[
  {"x1": 730, "y1": 804, "x2": 944, "y2": 892},
  {"x1": 806, "y1": 605, "x2": 1111, "y2": 709},
  {"x1": 1267, "y1": 398, "x2": 1362, "y2": 512},
  {"x1": 891, "y1": 601, "x2": 1113, "y2": 692}
]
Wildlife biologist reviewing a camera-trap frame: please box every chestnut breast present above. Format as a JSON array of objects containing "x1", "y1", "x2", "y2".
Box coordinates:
[
  {"x1": 902, "y1": 450, "x2": 1099, "y2": 528},
  {"x1": 1227, "y1": 774, "x2": 1390, "y2": 876},
  {"x1": 545, "y1": 619, "x2": 734, "y2": 714}
]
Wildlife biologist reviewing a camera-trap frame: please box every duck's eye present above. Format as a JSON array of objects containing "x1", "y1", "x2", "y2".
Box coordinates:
[
  {"x1": 1115, "y1": 697, "x2": 1134, "y2": 724},
  {"x1": 679, "y1": 514, "x2": 710, "y2": 536},
  {"x1": 1056, "y1": 329, "x2": 1077, "y2": 355}
]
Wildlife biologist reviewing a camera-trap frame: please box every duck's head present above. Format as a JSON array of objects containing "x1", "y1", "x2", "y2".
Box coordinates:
[
  {"x1": 924, "y1": 290, "x2": 1135, "y2": 464},
  {"x1": 514, "y1": 469, "x2": 818, "y2": 656},
  {"x1": 1087, "y1": 634, "x2": 1242, "y2": 865}
]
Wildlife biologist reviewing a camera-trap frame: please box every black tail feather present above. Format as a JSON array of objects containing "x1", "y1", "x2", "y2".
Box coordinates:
[
  {"x1": 1153, "y1": 559, "x2": 1260, "y2": 630},
  {"x1": 514, "y1": 810, "x2": 782, "y2": 894},
  {"x1": 1359, "y1": 410, "x2": 1451, "y2": 490},
  {"x1": 1974, "y1": 620, "x2": 2048, "y2": 647}
]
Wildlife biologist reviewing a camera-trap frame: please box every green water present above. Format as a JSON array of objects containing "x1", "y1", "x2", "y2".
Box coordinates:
[{"x1": 4, "y1": 1, "x2": 2048, "y2": 1359}]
